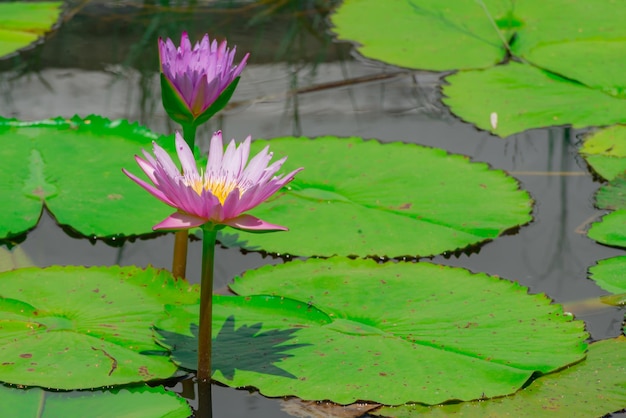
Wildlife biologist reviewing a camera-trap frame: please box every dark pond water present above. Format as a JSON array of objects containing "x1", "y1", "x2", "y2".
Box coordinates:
[{"x1": 1, "y1": 1, "x2": 624, "y2": 417}]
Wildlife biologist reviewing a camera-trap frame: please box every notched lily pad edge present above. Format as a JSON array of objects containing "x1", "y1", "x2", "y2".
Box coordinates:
[
  {"x1": 0, "y1": 1, "x2": 66, "y2": 61},
  {"x1": 217, "y1": 135, "x2": 534, "y2": 259},
  {"x1": 0, "y1": 114, "x2": 181, "y2": 247}
]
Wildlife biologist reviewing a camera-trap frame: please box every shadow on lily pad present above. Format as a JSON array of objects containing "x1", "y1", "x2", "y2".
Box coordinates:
[{"x1": 156, "y1": 315, "x2": 310, "y2": 380}]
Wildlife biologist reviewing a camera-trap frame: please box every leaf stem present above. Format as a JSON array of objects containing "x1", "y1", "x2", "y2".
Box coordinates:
[{"x1": 197, "y1": 224, "x2": 217, "y2": 382}]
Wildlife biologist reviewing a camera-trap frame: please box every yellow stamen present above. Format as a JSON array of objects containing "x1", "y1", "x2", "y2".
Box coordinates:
[{"x1": 182, "y1": 171, "x2": 241, "y2": 205}]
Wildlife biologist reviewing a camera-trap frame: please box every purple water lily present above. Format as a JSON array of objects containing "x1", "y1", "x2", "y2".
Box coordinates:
[
  {"x1": 158, "y1": 32, "x2": 249, "y2": 122},
  {"x1": 123, "y1": 131, "x2": 302, "y2": 231}
]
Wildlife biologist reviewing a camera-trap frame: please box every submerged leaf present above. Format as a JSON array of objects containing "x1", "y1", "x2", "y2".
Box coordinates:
[{"x1": 0, "y1": 384, "x2": 191, "y2": 418}]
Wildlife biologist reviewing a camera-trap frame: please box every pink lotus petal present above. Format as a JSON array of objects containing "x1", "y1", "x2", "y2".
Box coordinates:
[
  {"x1": 223, "y1": 214, "x2": 287, "y2": 231},
  {"x1": 154, "y1": 211, "x2": 207, "y2": 230},
  {"x1": 134, "y1": 155, "x2": 159, "y2": 184},
  {"x1": 175, "y1": 132, "x2": 198, "y2": 177},
  {"x1": 122, "y1": 168, "x2": 175, "y2": 207},
  {"x1": 125, "y1": 127, "x2": 302, "y2": 231},
  {"x1": 159, "y1": 32, "x2": 247, "y2": 118}
]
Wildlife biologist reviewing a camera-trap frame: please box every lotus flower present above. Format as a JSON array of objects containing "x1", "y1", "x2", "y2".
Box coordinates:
[
  {"x1": 158, "y1": 32, "x2": 249, "y2": 125},
  {"x1": 123, "y1": 131, "x2": 302, "y2": 231}
]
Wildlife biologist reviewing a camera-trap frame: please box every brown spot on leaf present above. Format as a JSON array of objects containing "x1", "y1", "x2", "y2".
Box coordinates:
[{"x1": 20, "y1": 353, "x2": 32, "y2": 358}]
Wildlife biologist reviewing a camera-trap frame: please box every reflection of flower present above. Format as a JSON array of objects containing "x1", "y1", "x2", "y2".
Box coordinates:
[
  {"x1": 123, "y1": 131, "x2": 302, "y2": 231},
  {"x1": 158, "y1": 32, "x2": 249, "y2": 124}
]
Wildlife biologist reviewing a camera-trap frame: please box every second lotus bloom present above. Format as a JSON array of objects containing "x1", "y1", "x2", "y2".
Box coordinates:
[
  {"x1": 158, "y1": 32, "x2": 249, "y2": 125},
  {"x1": 123, "y1": 131, "x2": 302, "y2": 231}
]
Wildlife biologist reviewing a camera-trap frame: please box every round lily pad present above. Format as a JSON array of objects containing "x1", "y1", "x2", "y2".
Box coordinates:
[
  {"x1": 219, "y1": 136, "x2": 532, "y2": 258},
  {"x1": 157, "y1": 258, "x2": 587, "y2": 405},
  {"x1": 0, "y1": 265, "x2": 198, "y2": 389},
  {"x1": 0, "y1": 115, "x2": 175, "y2": 243},
  {"x1": 331, "y1": 0, "x2": 626, "y2": 137},
  {"x1": 589, "y1": 256, "x2": 626, "y2": 295},
  {"x1": 580, "y1": 125, "x2": 626, "y2": 181},
  {"x1": 376, "y1": 337, "x2": 626, "y2": 417},
  {"x1": 587, "y1": 210, "x2": 626, "y2": 250},
  {"x1": 0, "y1": 2, "x2": 63, "y2": 59},
  {"x1": 330, "y1": 0, "x2": 510, "y2": 71},
  {"x1": 443, "y1": 62, "x2": 626, "y2": 137},
  {"x1": 0, "y1": 384, "x2": 191, "y2": 418}
]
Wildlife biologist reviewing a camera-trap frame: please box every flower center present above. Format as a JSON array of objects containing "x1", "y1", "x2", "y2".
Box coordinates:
[{"x1": 182, "y1": 171, "x2": 240, "y2": 205}]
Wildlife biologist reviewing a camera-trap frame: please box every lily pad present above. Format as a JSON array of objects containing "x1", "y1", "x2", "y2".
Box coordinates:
[
  {"x1": 0, "y1": 384, "x2": 191, "y2": 418},
  {"x1": 0, "y1": 2, "x2": 63, "y2": 59},
  {"x1": 331, "y1": 0, "x2": 626, "y2": 136},
  {"x1": 442, "y1": 62, "x2": 626, "y2": 137},
  {"x1": 587, "y1": 210, "x2": 626, "y2": 250},
  {"x1": 158, "y1": 258, "x2": 587, "y2": 405},
  {"x1": 330, "y1": 0, "x2": 511, "y2": 71},
  {"x1": 595, "y1": 173, "x2": 626, "y2": 210},
  {"x1": 0, "y1": 265, "x2": 198, "y2": 389},
  {"x1": 0, "y1": 115, "x2": 175, "y2": 243},
  {"x1": 219, "y1": 136, "x2": 532, "y2": 258},
  {"x1": 375, "y1": 337, "x2": 626, "y2": 417},
  {"x1": 579, "y1": 125, "x2": 626, "y2": 181},
  {"x1": 589, "y1": 256, "x2": 626, "y2": 295}
]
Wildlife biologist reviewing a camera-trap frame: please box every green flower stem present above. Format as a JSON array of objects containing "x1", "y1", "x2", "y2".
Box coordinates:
[
  {"x1": 197, "y1": 224, "x2": 217, "y2": 382},
  {"x1": 171, "y1": 123, "x2": 197, "y2": 278},
  {"x1": 181, "y1": 122, "x2": 197, "y2": 149}
]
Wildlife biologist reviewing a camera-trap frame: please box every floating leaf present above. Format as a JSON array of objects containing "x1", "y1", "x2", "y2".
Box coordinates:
[
  {"x1": 219, "y1": 136, "x2": 532, "y2": 258},
  {"x1": 0, "y1": 384, "x2": 191, "y2": 418},
  {"x1": 330, "y1": 0, "x2": 510, "y2": 71},
  {"x1": 331, "y1": 0, "x2": 626, "y2": 136},
  {"x1": 0, "y1": 2, "x2": 63, "y2": 58},
  {"x1": 589, "y1": 256, "x2": 626, "y2": 295},
  {"x1": 579, "y1": 125, "x2": 626, "y2": 181},
  {"x1": 159, "y1": 259, "x2": 587, "y2": 405},
  {"x1": 0, "y1": 246, "x2": 33, "y2": 273},
  {"x1": 595, "y1": 173, "x2": 626, "y2": 210},
  {"x1": 0, "y1": 265, "x2": 198, "y2": 389},
  {"x1": 587, "y1": 210, "x2": 626, "y2": 250},
  {"x1": 375, "y1": 337, "x2": 626, "y2": 417},
  {"x1": 442, "y1": 63, "x2": 626, "y2": 137},
  {"x1": 0, "y1": 115, "x2": 175, "y2": 243}
]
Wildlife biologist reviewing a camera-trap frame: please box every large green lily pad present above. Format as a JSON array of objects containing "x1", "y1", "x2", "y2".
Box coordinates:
[
  {"x1": 442, "y1": 62, "x2": 626, "y2": 137},
  {"x1": 589, "y1": 256, "x2": 626, "y2": 295},
  {"x1": 0, "y1": 384, "x2": 191, "y2": 418},
  {"x1": 331, "y1": 0, "x2": 626, "y2": 137},
  {"x1": 157, "y1": 258, "x2": 587, "y2": 405},
  {"x1": 580, "y1": 125, "x2": 626, "y2": 181},
  {"x1": 0, "y1": 115, "x2": 174, "y2": 243},
  {"x1": 0, "y1": 265, "x2": 198, "y2": 389},
  {"x1": 0, "y1": 2, "x2": 63, "y2": 58},
  {"x1": 375, "y1": 337, "x2": 626, "y2": 417},
  {"x1": 330, "y1": 0, "x2": 511, "y2": 71},
  {"x1": 219, "y1": 136, "x2": 532, "y2": 258}
]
